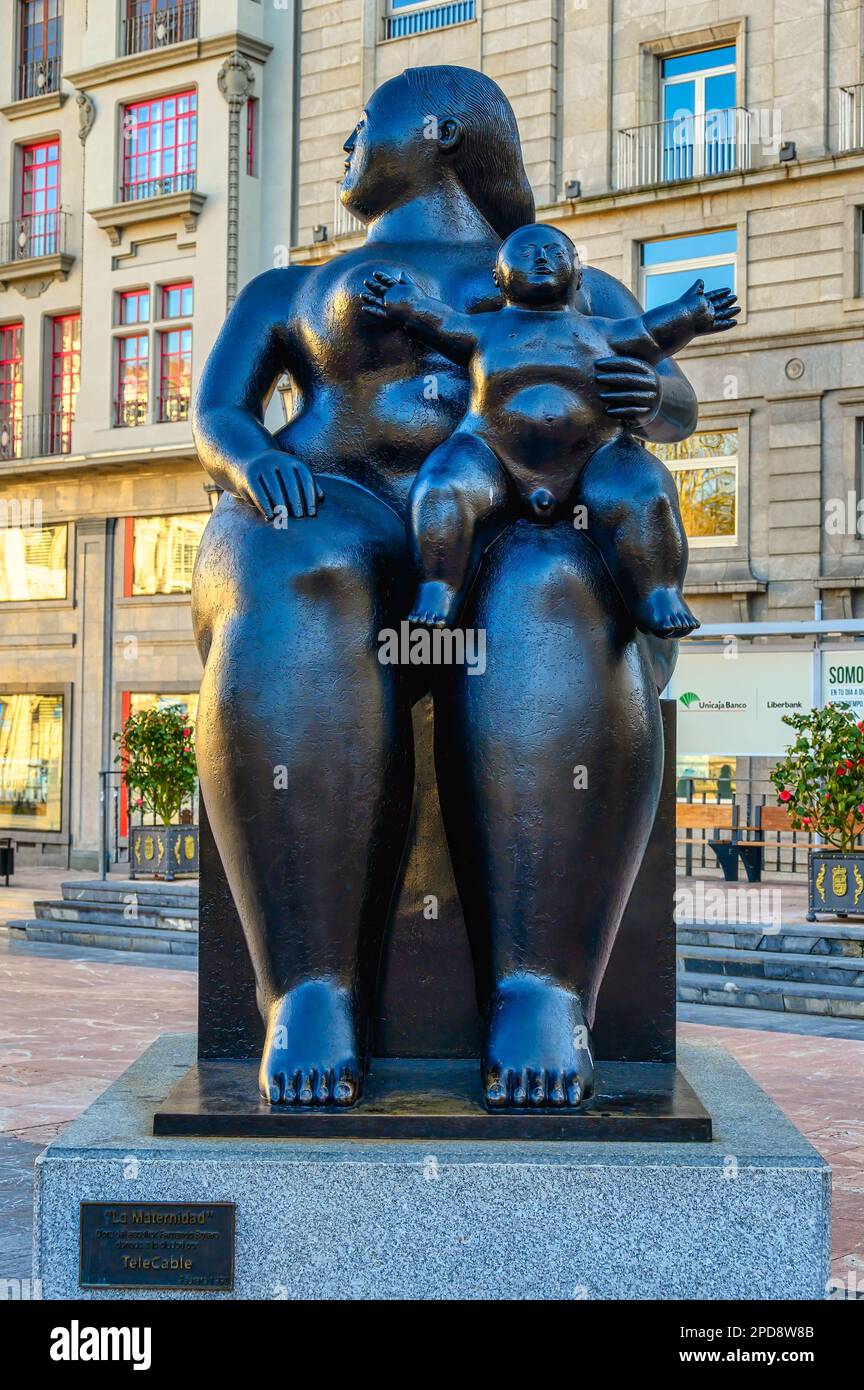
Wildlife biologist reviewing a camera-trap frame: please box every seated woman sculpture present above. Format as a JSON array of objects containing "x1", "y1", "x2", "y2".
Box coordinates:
[
  {"x1": 191, "y1": 65, "x2": 700, "y2": 1110},
  {"x1": 362, "y1": 224, "x2": 737, "y2": 632}
]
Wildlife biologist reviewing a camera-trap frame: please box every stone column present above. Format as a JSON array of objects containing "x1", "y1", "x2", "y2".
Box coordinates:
[{"x1": 69, "y1": 516, "x2": 115, "y2": 869}]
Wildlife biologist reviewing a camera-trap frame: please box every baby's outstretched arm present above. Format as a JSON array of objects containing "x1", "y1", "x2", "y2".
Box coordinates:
[
  {"x1": 605, "y1": 279, "x2": 740, "y2": 362},
  {"x1": 361, "y1": 270, "x2": 479, "y2": 365}
]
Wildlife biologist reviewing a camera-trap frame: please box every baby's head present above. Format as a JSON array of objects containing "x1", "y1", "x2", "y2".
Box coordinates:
[{"x1": 494, "y1": 224, "x2": 581, "y2": 306}]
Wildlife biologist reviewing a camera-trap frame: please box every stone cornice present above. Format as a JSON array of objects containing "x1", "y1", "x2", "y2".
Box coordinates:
[
  {"x1": 90, "y1": 189, "x2": 206, "y2": 245},
  {"x1": 65, "y1": 31, "x2": 272, "y2": 90},
  {"x1": 0, "y1": 252, "x2": 75, "y2": 296},
  {"x1": 0, "y1": 88, "x2": 67, "y2": 121}
]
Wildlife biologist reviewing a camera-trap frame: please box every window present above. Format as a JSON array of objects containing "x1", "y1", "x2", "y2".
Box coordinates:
[
  {"x1": 661, "y1": 46, "x2": 739, "y2": 180},
  {"x1": 121, "y1": 90, "x2": 197, "y2": 202},
  {"x1": 124, "y1": 513, "x2": 208, "y2": 595},
  {"x1": 118, "y1": 688, "x2": 198, "y2": 835},
  {"x1": 246, "y1": 97, "x2": 258, "y2": 177},
  {"x1": 19, "y1": 139, "x2": 60, "y2": 257},
  {"x1": 385, "y1": 1, "x2": 475, "y2": 40},
  {"x1": 0, "y1": 692, "x2": 64, "y2": 831},
  {"x1": 115, "y1": 334, "x2": 149, "y2": 426},
  {"x1": 0, "y1": 522, "x2": 67, "y2": 600},
  {"x1": 650, "y1": 429, "x2": 738, "y2": 545},
  {"x1": 17, "y1": 1, "x2": 63, "y2": 100},
  {"x1": 122, "y1": 1, "x2": 199, "y2": 58},
  {"x1": 641, "y1": 229, "x2": 737, "y2": 310},
  {"x1": 158, "y1": 327, "x2": 191, "y2": 421},
  {"x1": 49, "y1": 314, "x2": 79, "y2": 454},
  {"x1": 117, "y1": 288, "x2": 150, "y2": 325},
  {"x1": 0, "y1": 324, "x2": 24, "y2": 461},
  {"x1": 160, "y1": 281, "x2": 192, "y2": 319}
]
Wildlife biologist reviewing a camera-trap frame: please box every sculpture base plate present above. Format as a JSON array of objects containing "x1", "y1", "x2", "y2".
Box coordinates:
[{"x1": 153, "y1": 1056, "x2": 711, "y2": 1141}]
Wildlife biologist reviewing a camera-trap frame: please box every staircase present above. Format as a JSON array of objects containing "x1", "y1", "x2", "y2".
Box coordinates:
[
  {"x1": 677, "y1": 920, "x2": 864, "y2": 1018},
  {"x1": 5, "y1": 878, "x2": 198, "y2": 955}
]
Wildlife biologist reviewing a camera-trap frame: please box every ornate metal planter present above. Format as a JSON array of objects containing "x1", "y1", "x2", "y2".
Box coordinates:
[
  {"x1": 130, "y1": 824, "x2": 199, "y2": 880},
  {"x1": 807, "y1": 848, "x2": 864, "y2": 921}
]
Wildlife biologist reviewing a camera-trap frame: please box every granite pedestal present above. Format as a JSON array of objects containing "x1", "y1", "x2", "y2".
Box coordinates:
[{"x1": 33, "y1": 1033, "x2": 830, "y2": 1300}]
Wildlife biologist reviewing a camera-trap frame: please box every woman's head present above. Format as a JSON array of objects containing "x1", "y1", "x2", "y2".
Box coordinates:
[{"x1": 341, "y1": 65, "x2": 535, "y2": 237}]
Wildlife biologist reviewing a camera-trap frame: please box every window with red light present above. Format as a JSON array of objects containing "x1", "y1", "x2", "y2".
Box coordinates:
[
  {"x1": 160, "y1": 281, "x2": 193, "y2": 320},
  {"x1": 49, "y1": 314, "x2": 79, "y2": 454},
  {"x1": 0, "y1": 324, "x2": 24, "y2": 461},
  {"x1": 117, "y1": 288, "x2": 150, "y2": 325},
  {"x1": 121, "y1": 90, "x2": 197, "y2": 202},
  {"x1": 158, "y1": 327, "x2": 192, "y2": 421},
  {"x1": 246, "y1": 98, "x2": 258, "y2": 177},
  {"x1": 20, "y1": 139, "x2": 60, "y2": 256},
  {"x1": 115, "y1": 334, "x2": 149, "y2": 427},
  {"x1": 18, "y1": 1, "x2": 63, "y2": 98}
]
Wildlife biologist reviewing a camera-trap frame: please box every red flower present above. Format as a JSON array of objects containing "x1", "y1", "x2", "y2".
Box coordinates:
[
  {"x1": 779, "y1": 789, "x2": 792, "y2": 803},
  {"x1": 846, "y1": 759, "x2": 854, "y2": 769},
  {"x1": 836, "y1": 766, "x2": 846, "y2": 776},
  {"x1": 802, "y1": 817, "x2": 811, "y2": 826}
]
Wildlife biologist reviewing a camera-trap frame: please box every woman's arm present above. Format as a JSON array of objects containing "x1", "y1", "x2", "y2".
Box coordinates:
[
  {"x1": 192, "y1": 266, "x2": 321, "y2": 519},
  {"x1": 582, "y1": 265, "x2": 698, "y2": 444}
]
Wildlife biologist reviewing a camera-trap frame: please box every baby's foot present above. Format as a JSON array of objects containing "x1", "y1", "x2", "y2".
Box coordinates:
[
  {"x1": 408, "y1": 580, "x2": 460, "y2": 628},
  {"x1": 634, "y1": 586, "x2": 700, "y2": 639}
]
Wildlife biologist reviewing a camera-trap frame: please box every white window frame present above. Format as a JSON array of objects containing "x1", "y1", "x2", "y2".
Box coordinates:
[
  {"x1": 640, "y1": 231, "x2": 737, "y2": 308},
  {"x1": 661, "y1": 47, "x2": 737, "y2": 180},
  {"x1": 663, "y1": 431, "x2": 740, "y2": 550}
]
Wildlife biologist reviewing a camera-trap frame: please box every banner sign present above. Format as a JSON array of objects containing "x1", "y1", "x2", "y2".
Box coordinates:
[
  {"x1": 669, "y1": 649, "x2": 812, "y2": 756},
  {"x1": 823, "y1": 652, "x2": 864, "y2": 720}
]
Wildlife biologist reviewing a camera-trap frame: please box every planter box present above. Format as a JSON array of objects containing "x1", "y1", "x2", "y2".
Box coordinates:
[
  {"x1": 807, "y1": 848, "x2": 864, "y2": 920},
  {"x1": 130, "y1": 824, "x2": 199, "y2": 880}
]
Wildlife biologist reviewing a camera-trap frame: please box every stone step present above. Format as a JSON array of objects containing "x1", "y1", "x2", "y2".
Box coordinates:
[
  {"x1": 32, "y1": 898, "x2": 198, "y2": 931},
  {"x1": 677, "y1": 942, "x2": 864, "y2": 987},
  {"x1": 5, "y1": 918, "x2": 198, "y2": 956},
  {"x1": 677, "y1": 921, "x2": 864, "y2": 958},
  {"x1": 61, "y1": 878, "x2": 198, "y2": 909},
  {"x1": 677, "y1": 969, "x2": 864, "y2": 1018}
]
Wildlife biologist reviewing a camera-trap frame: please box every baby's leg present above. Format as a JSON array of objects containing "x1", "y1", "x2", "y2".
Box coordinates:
[
  {"x1": 408, "y1": 432, "x2": 509, "y2": 627},
  {"x1": 579, "y1": 433, "x2": 699, "y2": 639}
]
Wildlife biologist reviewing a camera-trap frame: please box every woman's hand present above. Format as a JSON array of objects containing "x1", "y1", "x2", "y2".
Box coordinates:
[
  {"x1": 595, "y1": 356, "x2": 661, "y2": 426},
  {"x1": 237, "y1": 452, "x2": 324, "y2": 521}
]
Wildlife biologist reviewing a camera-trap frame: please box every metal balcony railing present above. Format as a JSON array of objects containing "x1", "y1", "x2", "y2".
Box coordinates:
[
  {"x1": 332, "y1": 183, "x2": 364, "y2": 239},
  {"x1": 839, "y1": 84, "x2": 864, "y2": 153},
  {"x1": 384, "y1": 0, "x2": 475, "y2": 40},
  {"x1": 120, "y1": 170, "x2": 196, "y2": 204},
  {"x1": 616, "y1": 108, "x2": 755, "y2": 191},
  {"x1": 15, "y1": 57, "x2": 61, "y2": 102},
  {"x1": 0, "y1": 210, "x2": 69, "y2": 264},
  {"x1": 157, "y1": 392, "x2": 190, "y2": 423},
  {"x1": 120, "y1": 1, "x2": 199, "y2": 56},
  {"x1": 114, "y1": 397, "x2": 149, "y2": 429},
  {"x1": 0, "y1": 412, "x2": 74, "y2": 461}
]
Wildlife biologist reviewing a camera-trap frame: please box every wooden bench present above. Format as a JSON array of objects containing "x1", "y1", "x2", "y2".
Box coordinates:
[
  {"x1": 676, "y1": 803, "x2": 740, "y2": 880},
  {"x1": 733, "y1": 805, "x2": 798, "y2": 883}
]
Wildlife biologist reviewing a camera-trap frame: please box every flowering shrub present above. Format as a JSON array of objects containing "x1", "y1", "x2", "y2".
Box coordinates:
[
  {"x1": 115, "y1": 706, "x2": 196, "y2": 828},
  {"x1": 770, "y1": 704, "x2": 864, "y2": 851}
]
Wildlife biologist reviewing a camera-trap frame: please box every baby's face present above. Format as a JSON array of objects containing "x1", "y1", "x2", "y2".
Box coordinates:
[{"x1": 495, "y1": 226, "x2": 578, "y2": 306}]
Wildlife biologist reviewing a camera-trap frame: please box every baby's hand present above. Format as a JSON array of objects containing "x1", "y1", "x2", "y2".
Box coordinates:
[
  {"x1": 702, "y1": 286, "x2": 740, "y2": 333},
  {"x1": 361, "y1": 269, "x2": 422, "y2": 323}
]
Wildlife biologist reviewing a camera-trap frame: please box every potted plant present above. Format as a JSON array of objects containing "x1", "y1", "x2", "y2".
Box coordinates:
[
  {"x1": 116, "y1": 705, "x2": 198, "y2": 879},
  {"x1": 770, "y1": 703, "x2": 864, "y2": 920}
]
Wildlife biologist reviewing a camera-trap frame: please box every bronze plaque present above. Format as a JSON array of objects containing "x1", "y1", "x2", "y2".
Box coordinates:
[{"x1": 79, "y1": 1202, "x2": 235, "y2": 1291}]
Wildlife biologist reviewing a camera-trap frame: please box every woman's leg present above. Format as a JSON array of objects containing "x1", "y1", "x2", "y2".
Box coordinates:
[
  {"x1": 435, "y1": 521, "x2": 663, "y2": 1106},
  {"x1": 192, "y1": 478, "x2": 416, "y2": 1105}
]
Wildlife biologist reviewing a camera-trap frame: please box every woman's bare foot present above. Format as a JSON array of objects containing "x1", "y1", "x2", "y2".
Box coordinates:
[
  {"x1": 483, "y1": 974, "x2": 595, "y2": 1108},
  {"x1": 259, "y1": 979, "x2": 362, "y2": 1106},
  {"x1": 408, "y1": 579, "x2": 459, "y2": 628}
]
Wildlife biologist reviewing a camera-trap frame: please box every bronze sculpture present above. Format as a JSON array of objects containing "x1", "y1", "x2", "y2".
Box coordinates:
[
  {"x1": 361, "y1": 227, "x2": 737, "y2": 632},
  {"x1": 192, "y1": 65, "x2": 706, "y2": 1111}
]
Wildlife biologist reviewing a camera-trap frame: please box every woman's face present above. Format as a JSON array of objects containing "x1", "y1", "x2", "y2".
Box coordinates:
[{"x1": 341, "y1": 76, "x2": 434, "y2": 221}]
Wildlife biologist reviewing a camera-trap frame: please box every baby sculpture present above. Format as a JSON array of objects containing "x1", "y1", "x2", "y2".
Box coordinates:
[{"x1": 363, "y1": 224, "x2": 739, "y2": 635}]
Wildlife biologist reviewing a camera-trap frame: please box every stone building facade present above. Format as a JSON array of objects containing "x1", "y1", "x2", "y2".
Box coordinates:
[{"x1": 2, "y1": 0, "x2": 864, "y2": 863}]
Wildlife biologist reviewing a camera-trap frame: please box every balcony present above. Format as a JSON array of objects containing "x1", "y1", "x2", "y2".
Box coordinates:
[
  {"x1": 120, "y1": 1, "x2": 199, "y2": 57},
  {"x1": 383, "y1": 1, "x2": 475, "y2": 40},
  {"x1": 92, "y1": 176, "x2": 205, "y2": 246},
  {"x1": 0, "y1": 412, "x2": 75, "y2": 462},
  {"x1": 0, "y1": 212, "x2": 73, "y2": 295},
  {"x1": 839, "y1": 84, "x2": 864, "y2": 153},
  {"x1": 616, "y1": 108, "x2": 755, "y2": 192},
  {"x1": 332, "y1": 183, "x2": 364, "y2": 240},
  {"x1": 15, "y1": 57, "x2": 62, "y2": 102},
  {"x1": 157, "y1": 392, "x2": 191, "y2": 423}
]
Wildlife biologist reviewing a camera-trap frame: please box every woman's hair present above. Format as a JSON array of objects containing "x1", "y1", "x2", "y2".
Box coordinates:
[{"x1": 403, "y1": 66, "x2": 535, "y2": 239}]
